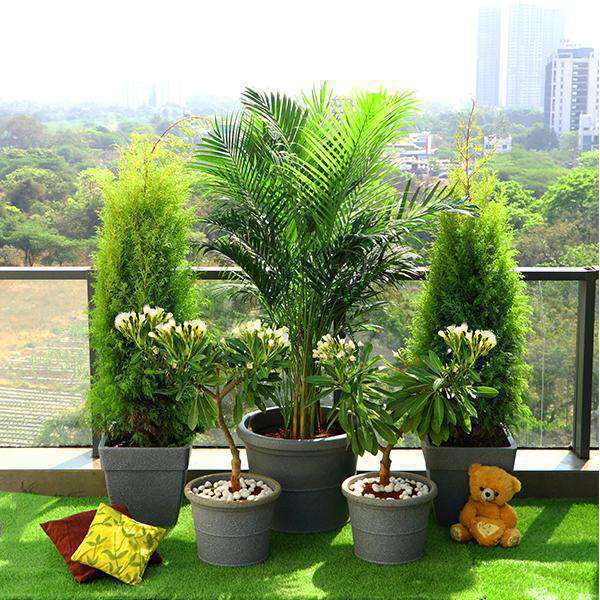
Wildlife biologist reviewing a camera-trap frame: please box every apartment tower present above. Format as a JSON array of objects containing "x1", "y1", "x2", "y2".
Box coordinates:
[{"x1": 545, "y1": 46, "x2": 599, "y2": 149}]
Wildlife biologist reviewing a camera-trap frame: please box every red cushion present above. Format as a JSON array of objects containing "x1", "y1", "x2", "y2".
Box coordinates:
[{"x1": 40, "y1": 503, "x2": 162, "y2": 583}]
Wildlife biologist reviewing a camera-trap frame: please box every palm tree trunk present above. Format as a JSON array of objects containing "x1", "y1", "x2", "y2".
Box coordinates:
[{"x1": 291, "y1": 361, "x2": 299, "y2": 439}]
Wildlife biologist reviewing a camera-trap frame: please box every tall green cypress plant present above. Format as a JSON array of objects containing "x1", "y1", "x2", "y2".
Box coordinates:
[
  {"x1": 409, "y1": 106, "x2": 531, "y2": 443},
  {"x1": 90, "y1": 134, "x2": 197, "y2": 447}
]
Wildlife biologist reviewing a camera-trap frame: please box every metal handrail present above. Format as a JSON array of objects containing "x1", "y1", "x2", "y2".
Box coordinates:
[
  {"x1": 1, "y1": 265, "x2": 599, "y2": 280},
  {"x1": 1, "y1": 265, "x2": 597, "y2": 459}
]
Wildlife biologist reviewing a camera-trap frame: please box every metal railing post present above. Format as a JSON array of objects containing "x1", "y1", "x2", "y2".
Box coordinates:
[
  {"x1": 572, "y1": 273, "x2": 597, "y2": 459},
  {"x1": 86, "y1": 270, "x2": 100, "y2": 458}
]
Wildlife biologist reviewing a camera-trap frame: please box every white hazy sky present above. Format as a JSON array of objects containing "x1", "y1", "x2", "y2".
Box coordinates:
[{"x1": 0, "y1": 0, "x2": 598, "y2": 105}]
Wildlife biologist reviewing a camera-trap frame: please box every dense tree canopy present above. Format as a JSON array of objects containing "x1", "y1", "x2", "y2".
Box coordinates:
[
  {"x1": 542, "y1": 166, "x2": 599, "y2": 226},
  {"x1": 0, "y1": 115, "x2": 47, "y2": 148},
  {"x1": 490, "y1": 147, "x2": 567, "y2": 196},
  {"x1": 513, "y1": 124, "x2": 558, "y2": 152}
]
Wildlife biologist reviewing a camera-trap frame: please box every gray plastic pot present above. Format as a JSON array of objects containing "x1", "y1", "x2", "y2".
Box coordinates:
[
  {"x1": 184, "y1": 473, "x2": 281, "y2": 567},
  {"x1": 99, "y1": 434, "x2": 190, "y2": 527},
  {"x1": 342, "y1": 471, "x2": 438, "y2": 565},
  {"x1": 237, "y1": 408, "x2": 357, "y2": 533},
  {"x1": 421, "y1": 434, "x2": 517, "y2": 526}
]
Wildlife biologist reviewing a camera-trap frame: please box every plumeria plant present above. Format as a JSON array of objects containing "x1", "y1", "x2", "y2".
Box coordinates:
[
  {"x1": 308, "y1": 336, "x2": 399, "y2": 486},
  {"x1": 114, "y1": 308, "x2": 289, "y2": 490},
  {"x1": 386, "y1": 324, "x2": 499, "y2": 447},
  {"x1": 307, "y1": 324, "x2": 498, "y2": 488}
]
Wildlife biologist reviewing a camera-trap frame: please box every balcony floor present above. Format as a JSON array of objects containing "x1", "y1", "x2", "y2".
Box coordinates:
[{"x1": 0, "y1": 492, "x2": 597, "y2": 600}]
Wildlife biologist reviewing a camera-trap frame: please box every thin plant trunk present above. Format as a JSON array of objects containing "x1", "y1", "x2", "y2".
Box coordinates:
[
  {"x1": 216, "y1": 395, "x2": 241, "y2": 492},
  {"x1": 378, "y1": 443, "x2": 394, "y2": 486},
  {"x1": 291, "y1": 360, "x2": 300, "y2": 439}
]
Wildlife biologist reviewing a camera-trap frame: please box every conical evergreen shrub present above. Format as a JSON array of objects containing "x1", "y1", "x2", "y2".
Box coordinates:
[
  {"x1": 409, "y1": 112, "x2": 531, "y2": 442},
  {"x1": 89, "y1": 135, "x2": 198, "y2": 447}
]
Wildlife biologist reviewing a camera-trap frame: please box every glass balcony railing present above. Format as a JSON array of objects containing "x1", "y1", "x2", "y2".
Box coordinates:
[{"x1": 0, "y1": 266, "x2": 597, "y2": 457}]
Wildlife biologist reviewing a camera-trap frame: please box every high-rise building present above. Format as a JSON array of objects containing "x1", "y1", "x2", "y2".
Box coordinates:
[
  {"x1": 122, "y1": 81, "x2": 184, "y2": 109},
  {"x1": 545, "y1": 46, "x2": 599, "y2": 149},
  {"x1": 506, "y1": 3, "x2": 564, "y2": 110},
  {"x1": 476, "y1": 6, "x2": 502, "y2": 108}
]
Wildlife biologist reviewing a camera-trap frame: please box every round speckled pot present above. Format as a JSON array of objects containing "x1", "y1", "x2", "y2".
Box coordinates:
[
  {"x1": 237, "y1": 408, "x2": 357, "y2": 533},
  {"x1": 342, "y1": 471, "x2": 437, "y2": 565},
  {"x1": 184, "y1": 473, "x2": 281, "y2": 567},
  {"x1": 99, "y1": 434, "x2": 190, "y2": 528}
]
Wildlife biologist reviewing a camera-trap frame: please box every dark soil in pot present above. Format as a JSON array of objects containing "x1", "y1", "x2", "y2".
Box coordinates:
[
  {"x1": 441, "y1": 425, "x2": 513, "y2": 447},
  {"x1": 237, "y1": 408, "x2": 357, "y2": 533}
]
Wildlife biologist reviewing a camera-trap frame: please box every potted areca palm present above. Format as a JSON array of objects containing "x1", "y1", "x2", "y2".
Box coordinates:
[
  {"x1": 193, "y1": 85, "x2": 466, "y2": 532},
  {"x1": 113, "y1": 310, "x2": 288, "y2": 565}
]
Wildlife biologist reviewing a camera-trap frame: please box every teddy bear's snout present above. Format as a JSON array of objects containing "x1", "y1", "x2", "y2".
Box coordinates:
[{"x1": 481, "y1": 487, "x2": 496, "y2": 502}]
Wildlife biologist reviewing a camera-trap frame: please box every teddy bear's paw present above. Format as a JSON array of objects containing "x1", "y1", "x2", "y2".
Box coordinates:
[
  {"x1": 501, "y1": 528, "x2": 522, "y2": 548},
  {"x1": 450, "y1": 523, "x2": 471, "y2": 542}
]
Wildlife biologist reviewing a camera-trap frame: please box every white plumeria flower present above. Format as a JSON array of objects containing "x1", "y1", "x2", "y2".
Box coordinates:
[
  {"x1": 185, "y1": 319, "x2": 207, "y2": 338},
  {"x1": 114, "y1": 311, "x2": 136, "y2": 331}
]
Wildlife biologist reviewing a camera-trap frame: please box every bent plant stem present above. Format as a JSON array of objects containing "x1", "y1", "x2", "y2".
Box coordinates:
[
  {"x1": 214, "y1": 386, "x2": 242, "y2": 492},
  {"x1": 378, "y1": 443, "x2": 394, "y2": 486},
  {"x1": 150, "y1": 114, "x2": 206, "y2": 154}
]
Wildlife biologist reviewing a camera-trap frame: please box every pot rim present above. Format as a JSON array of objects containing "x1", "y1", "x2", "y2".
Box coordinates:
[
  {"x1": 184, "y1": 472, "x2": 282, "y2": 509},
  {"x1": 342, "y1": 471, "x2": 438, "y2": 509},
  {"x1": 237, "y1": 408, "x2": 349, "y2": 451},
  {"x1": 99, "y1": 433, "x2": 192, "y2": 451}
]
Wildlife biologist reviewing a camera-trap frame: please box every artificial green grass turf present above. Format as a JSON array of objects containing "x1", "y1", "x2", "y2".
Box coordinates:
[{"x1": 0, "y1": 493, "x2": 597, "y2": 600}]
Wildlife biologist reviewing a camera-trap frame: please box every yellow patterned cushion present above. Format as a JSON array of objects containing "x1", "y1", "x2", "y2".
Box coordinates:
[{"x1": 71, "y1": 503, "x2": 165, "y2": 586}]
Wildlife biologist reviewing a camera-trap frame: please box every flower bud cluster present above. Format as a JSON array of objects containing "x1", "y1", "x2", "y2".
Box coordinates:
[
  {"x1": 114, "y1": 306, "x2": 207, "y2": 350},
  {"x1": 312, "y1": 334, "x2": 362, "y2": 364},
  {"x1": 438, "y1": 323, "x2": 497, "y2": 358},
  {"x1": 232, "y1": 319, "x2": 290, "y2": 350}
]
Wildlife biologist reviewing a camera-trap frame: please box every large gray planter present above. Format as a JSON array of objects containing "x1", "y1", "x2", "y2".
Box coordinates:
[
  {"x1": 421, "y1": 434, "x2": 517, "y2": 526},
  {"x1": 184, "y1": 473, "x2": 281, "y2": 567},
  {"x1": 99, "y1": 434, "x2": 190, "y2": 528},
  {"x1": 342, "y1": 472, "x2": 437, "y2": 564},
  {"x1": 237, "y1": 408, "x2": 357, "y2": 533}
]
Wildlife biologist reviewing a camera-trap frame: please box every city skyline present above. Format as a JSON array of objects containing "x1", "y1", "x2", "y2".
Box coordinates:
[{"x1": 0, "y1": 0, "x2": 598, "y2": 107}]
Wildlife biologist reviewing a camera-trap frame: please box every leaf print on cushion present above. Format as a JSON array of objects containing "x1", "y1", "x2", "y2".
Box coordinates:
[{"x1": 71, "y1": 503, "x2": 165, "y2": 586}]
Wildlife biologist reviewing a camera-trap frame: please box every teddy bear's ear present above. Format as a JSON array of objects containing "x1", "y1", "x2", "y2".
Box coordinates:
[
  {"x1": 511, "y1": 475, "x2": 522, "y2": 493},
  {"x1": 468, "y1": 463, "x2": 482, "y2": 476}
]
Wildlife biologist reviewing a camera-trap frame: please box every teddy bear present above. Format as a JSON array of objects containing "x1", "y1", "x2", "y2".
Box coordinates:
[{"x1": 450, "y1": 463, "x2": 522, "y2": 548}]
